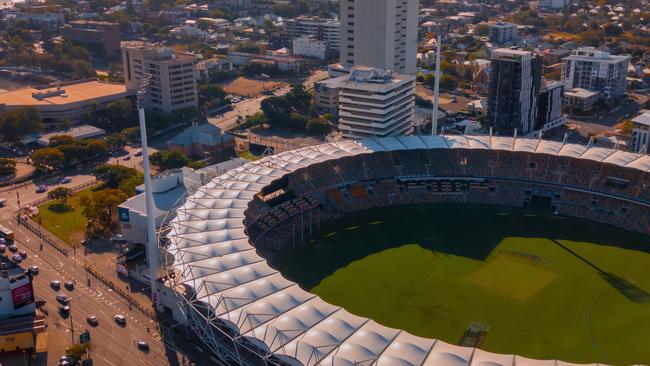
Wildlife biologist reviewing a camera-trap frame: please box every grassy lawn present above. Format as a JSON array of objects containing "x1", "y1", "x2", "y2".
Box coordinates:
[
  {"x1": 274, "y1": 205, "x2": 650, "y2": 365},
  {"x1": 36, "y1": 187, "x2": 95, "y2": 247},
  {"x1": 238, "y1": 150, "x2": 262, "y2": 161}
]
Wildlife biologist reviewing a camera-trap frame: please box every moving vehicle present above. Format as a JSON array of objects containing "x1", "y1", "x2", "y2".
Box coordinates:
[
  {"x1": 64, "y1": 281, "x2": 74, "y2": 291},
  {"x1": 35, "y1": 185, "x2": 47, "y2": 193},
  {"x1": 29, "y1": 265, "x2": 39, "y2": 275},
  {"x1": 0, "y1": 224, "x2": 14, "y2": 241},
  {"x1": 51, "y1": 280, "x2": 61, "y2": 289},
  {"x1": 123, "y1": 155, "x2": 131, "y2": 161},
  {"x1": 114, "y1": 314, "x2": 126, "y2": 325},
  {"x1": 134, "y1": 150, "x2": 143, "y2": 157},
  {"x1": 60, "y1": 177, "x2": 71, "y2": 184}
]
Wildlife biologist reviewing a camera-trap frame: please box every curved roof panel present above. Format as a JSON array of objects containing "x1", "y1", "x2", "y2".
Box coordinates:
[{"x1": 168, "y1": 137, "x2": 648, "y2": 366}]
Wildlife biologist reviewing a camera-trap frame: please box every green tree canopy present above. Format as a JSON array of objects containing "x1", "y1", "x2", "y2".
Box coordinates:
[
  {"x1": 31, "y1": 148, "x2": 65, "y2": 172},
  {"x1": 150, "y1": 151, "x2": 190, "y2": 170},
  {"x1": 92, "y1": 164, "x2": 138, "y2": 188}
]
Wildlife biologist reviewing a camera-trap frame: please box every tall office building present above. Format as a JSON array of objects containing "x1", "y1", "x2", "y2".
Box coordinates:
[
  {"x1": 122, "y1": 41, "x2": 198, "y2": 114},
  {"x1": 337, "y1": 66, "x2": 415, "y2": 139},
  {"x1": 62, "y1": 21, "x2": 121, "y2": 58},
  {"x1": 535, "y1": 81, "x2": 566, "y2": 134},
  {"x1": 562, "y1": 47, "x2": 630, "y2": 103},
  {"x1": 487, "y1": 48, "x2": 542, "y2": 135},
  {"x1": 339, "y1": 0, "x2": 418, "y2": 74}
]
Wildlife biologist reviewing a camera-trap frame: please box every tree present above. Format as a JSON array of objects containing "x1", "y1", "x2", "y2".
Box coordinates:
[
  {"x1": 285, "y1": 84, "x2": 311, "y2": 112},
  {"x1": 306, "y1": 117, "x2": 330, "y2": 135},
  {"x1": 105, "y1": 99, "x2": 133, "y2": 131},
  {"x1": 0, "y1": 107, "x2": 43, "y2": 142},
  {"x1": 81, "y1": 189, "x2": 127, "y2": 236},
  {"x1": 150, "y1": 151, "x2": 190, "y2": 170},
  {"x1": 105, "y1": 133, "x2": 127, "y2": 151},
  {"x1": 0, "y1": 158, "x2": 16, "y2": 177},
  {"x1": 122, "y1": 127, "x2": 140, "y2": 143},
  {"x1": 48, "y1": 187, "x2": 72, "y2": 205},
  {"x1": 31, "y1": 148, "x2": 65, "y2": 172},
  {"x1": 440, "y1": 74, "x2": 459, "y2": 90},
  {"x1": 261, "y1": 96, "x2": 292, "y2": 125},
  {"x1": 48, "y1": 135, "x2": 75, "y2": 147},
  {"x1": 66, "y1": 343, "x2": 91, "y2": 363},
  {"x1": 92, "y1": 164, "x2": 138, "y2": 188}
]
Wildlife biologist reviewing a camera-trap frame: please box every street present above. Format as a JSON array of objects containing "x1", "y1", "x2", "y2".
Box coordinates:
[
  {"x1": 0, "y1": 216, "x2": 184, "y2": 366},
  {"x1": 0, "y1": 145, "x2": 148, "y2": 211}
]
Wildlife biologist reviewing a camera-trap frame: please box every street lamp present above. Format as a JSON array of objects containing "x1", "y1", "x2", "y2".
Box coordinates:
[
  {"x1": 431, "y1": 21, "x2": 449, "y2": 136},
  {"x1": 136, "y1": 73, "x2": 162, "y2": 309}
]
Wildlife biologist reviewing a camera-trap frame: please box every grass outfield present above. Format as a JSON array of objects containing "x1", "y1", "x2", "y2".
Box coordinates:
[
  {"x1": 36, "y1": 187, "x2": 93, "y2": 246},
  {"x1": 273, "y1": 205, "x2": 650, "y2": 364}
]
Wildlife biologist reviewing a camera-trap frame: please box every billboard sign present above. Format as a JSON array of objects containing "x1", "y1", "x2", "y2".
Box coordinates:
[
  {"x1": 118, "y1": 207, "x2": 130, "y2": 222},
  {"x1": 11, "y1": 279, "x2": 35, "y2": 310}
]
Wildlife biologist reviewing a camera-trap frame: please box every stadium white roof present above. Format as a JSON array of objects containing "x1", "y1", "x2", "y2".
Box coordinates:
[{"x1": 167, "y1": 136, "x2": 649, "y2": 366}]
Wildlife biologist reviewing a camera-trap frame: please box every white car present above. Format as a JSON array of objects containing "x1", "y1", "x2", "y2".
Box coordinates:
[{"x1": 114, "y1": 314, "x2": 126, "y2": 325}]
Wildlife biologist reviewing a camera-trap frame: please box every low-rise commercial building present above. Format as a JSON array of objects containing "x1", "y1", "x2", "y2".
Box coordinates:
[
  {"x1": 630, "y1": 110, "x2": 650, "y2": 154},
  {"x1": 337, "y1": 66, "x2": 415, "y2": 139},
  {"x1": 292, "y1": 37, "x2": 327, "y2": 59},
  {"x1": 118, "y1": 159, "x2": 248, "y2": 244},
  {"x1": 62, "y1": 20, "x2": 121, "y2": 58},
  {"x1": 167, "y1": 123, "x2": 235, "y2": 159},
  {"x1": 488, "y1": 22, "x2": 517, "y2": 44},
  {"x1": 313, "y1": 77, "x2": 344, "y2": 115},
  {"x1": 0, "y1": 79, "x2": 132, "y2": 124},
  {"x1": 563, "y1": 87, "x2": 599, "y2": 112}
]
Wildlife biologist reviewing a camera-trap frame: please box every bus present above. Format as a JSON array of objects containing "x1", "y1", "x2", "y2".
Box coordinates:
[{"x1": 0, "y1": 224, "x2": 14, "y2": 241}]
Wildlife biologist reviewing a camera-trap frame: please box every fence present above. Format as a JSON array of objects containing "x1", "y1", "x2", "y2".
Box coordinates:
[
  {"x1": 25, "y1": 178, "x2": 98, "y2": 208},
  {"x1": 19, "y1": 218, "x2": 69, "y2": 257},
  {"x1": 85, "y1": 265, "x2": 157, "y2": 320}
]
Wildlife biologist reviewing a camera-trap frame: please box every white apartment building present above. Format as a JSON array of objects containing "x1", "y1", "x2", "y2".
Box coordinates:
[
  {"x1": 122, "y1": 41, "x2": 198, "y2": 114},
  {"x1": 339, "y1": 0, "x2": 419, "y2": 75},
  {"x1": 563, "y1": 87, "x2": 599, "y2": 112},
  {"x1": 562, "y1": 47, "x2": 630, "y2": 103},
  {"x1": 539, "y1": 0, "x2": 566, "y2": 9},
  {"x1": 292, "y1": 37, "x2": 327, "y2": 59},
  {"x1": 337, "y1": 67, "x2": 415, "y2": 139},
  {"x1": 285, "y1": 16, "x2": 341, "y2": 51},
  {"x1": 631, "y1": 110, "x2": 650, "y2": 154},
  {"x1": 488, "y1": 22, "x2": 517, "y2": 44},
  {"x1": 313, "y1": 77, "x2": 345, "y2": 115}
]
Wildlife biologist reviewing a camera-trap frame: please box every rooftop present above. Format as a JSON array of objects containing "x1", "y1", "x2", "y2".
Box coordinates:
[
  {"x1": 169, "y1": 123, "x2": 233, "y2": 148},
  {"x1": 632, "y1": 110, "x2": 650, "y2": 127},
  {"x1": 0, "y1": 80, "x2": 129, "y2": 107},
  {"x1": 564, "y1": 87, "x2": 599, "y2": 99}
]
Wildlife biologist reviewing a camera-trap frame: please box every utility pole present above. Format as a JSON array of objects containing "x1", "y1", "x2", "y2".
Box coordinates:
[
  {"x1": 69, "y1": 299, "x2": 75, "y2": 346},
  {"x1": 137, "y1": 73, "x2": 161, "y2": 309}
]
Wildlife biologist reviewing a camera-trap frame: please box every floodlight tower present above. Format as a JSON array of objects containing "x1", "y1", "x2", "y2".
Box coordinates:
[
  {"x1": 431, "y1": 32, "x2": 442, "y2": 136},
  {"x1": 136, "y1": 73, "x2": 161, "y2": 307}
]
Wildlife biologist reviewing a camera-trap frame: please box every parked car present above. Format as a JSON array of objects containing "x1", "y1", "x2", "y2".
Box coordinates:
[
  {"x1": 11, "y1": 254, "x2": 22, "y2": 263},
  {"x1": 87, "y1": 315, "x2": 98, "y2": 326},
  {"x1": 18, "y1": 250, "x2": 27, "y2": 259},
  {"x1": 114, "y1": 314, "x2": 127, "y2": 325},
  {"x1": 8, "y1": 244, "x2": 17, "y2": 252},
  {"x1": 29, "y1": 265, "x2": 39, "y2": 275},
  {"x1": 0, "y1": 244, "x2": 5, "y2": 252},
  {"x1": 64, "y1": 281, "x2": 74, "y2": 291},
  {"x1": 50, "y1": 280, "x2": 61, "y2": 289},
  {"x1": 35, "y1": 185, "x2": 47, "y2": 193},
  {"x1": 0, "y1": 262, "x2": 11, "y2": 270},
  {"x1": 137, "y1": 341, "x2": 149, "y2": 352},
  {"x1": 56, "y1": 293, "x2": 69, "y2": 304},
  {"x1": 60, "y1": 177, "x2": 71, "y2": 184},
  {"x1": 59, "y1": 305, "x2": 70, "y2": 317},
  {"x1": 123, "y1": 155, "x2": 131, "y2": 161},
  {"x1": 134, "y1": 150, "x2": 143, "y2": 157}
]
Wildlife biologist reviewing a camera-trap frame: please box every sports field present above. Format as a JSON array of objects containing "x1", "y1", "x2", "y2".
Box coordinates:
[{"x1": 272, "y1": 204, "x2": 650, "y2": 364}]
